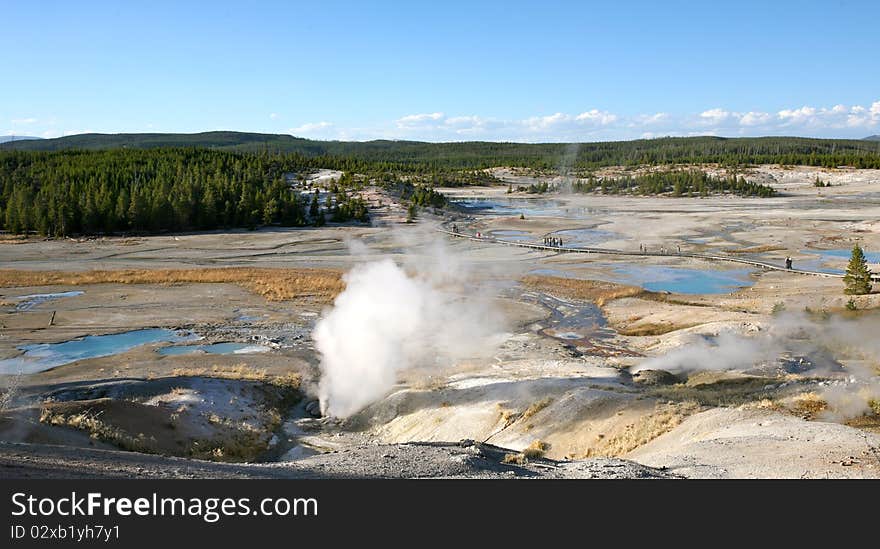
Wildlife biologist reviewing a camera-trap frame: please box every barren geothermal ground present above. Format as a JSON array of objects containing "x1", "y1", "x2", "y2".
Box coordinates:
[{"x1": 2, "y1": 165, "x2": 880, "y2": 478}]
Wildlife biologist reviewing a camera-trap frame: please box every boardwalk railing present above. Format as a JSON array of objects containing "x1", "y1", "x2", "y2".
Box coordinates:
[{"x1": 438, "y1": 226, "x2": 880, "y2": 281}]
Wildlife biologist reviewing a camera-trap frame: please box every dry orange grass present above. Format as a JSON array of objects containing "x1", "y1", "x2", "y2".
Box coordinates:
[
  {"x1": 617, "y1": 322, "x2": 699, "y2": 336},
  {"x1": 169, "y1": 363, "x2": 302, "y2": 389},
  {"x1": 520, "y1": 397, "x2": 553, "y2": 421},
  {"x1": 726, "y1": 244, "x2": 785, "y2": 255},
  {"x1": 501, "y1": 440, "x2": 551, "y2": 464},
  {"x1": 522, "y1": 439, "x2": 550, "y2": 459},
  {"x1": 0, "y1": 267, "x2": 343, "y2": 303},
  {"x1": 789, "y1": 392, "x2": 828, "y2": 419},
  {"x1": 584, "y1": 402, "x2": 700, "y2": 458},
  {"x1": 522, "y1": 275, "x2": 643, "y2": 306}
]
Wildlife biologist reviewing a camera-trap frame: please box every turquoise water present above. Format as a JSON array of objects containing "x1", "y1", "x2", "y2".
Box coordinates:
[
  {"x1": 158, "y1": 342, "x2": 270, "y2": 356},
  {"x1": 611, "y1": 265, "x2": 755, "y2": 294},
  {"x1": 528, "y1": 265, "x2": 755, "y2": 294},
  {"x1": 13, "y1": 291, "x2": 84, "y2": 312},
  {"x1": 451, "y1": 198, "x2": 571, "y2": 217},
  {"x1": 0, "y1": 328, "x2": 195, "y2": 375},
  {"x1": 489, "y1": 229, "x2": 532, "y2": 241},
  {"x1": 551, "y1": 227, "x2": 617, "y2": 247},
  {"x1": 791, "y1": 248, "x2": 880, "y2": 275},
  {"x1": 790, "y1": 256, "x2": 843, "y2": 275},
  {"x1": 805, "y1": 248, "x2": 880, "y2": 263}
]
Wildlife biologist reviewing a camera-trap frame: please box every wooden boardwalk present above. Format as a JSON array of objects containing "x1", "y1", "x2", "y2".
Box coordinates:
[{"x1": 438, "y1": 227, "x2": 880, "y2": 281}]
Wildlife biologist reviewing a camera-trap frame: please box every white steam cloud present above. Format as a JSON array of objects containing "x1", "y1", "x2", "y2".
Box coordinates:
[
  {"x1": 314, "y1": 240, "x2": 505, "y2": 418},
  {"x1": 633, "y1": 312, "x2": 880, "y2": 421}
]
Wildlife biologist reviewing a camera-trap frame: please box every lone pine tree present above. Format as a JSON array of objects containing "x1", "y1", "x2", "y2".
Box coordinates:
[{"x1": 843, "y1": 244, "x2": 872, "y2": 295}]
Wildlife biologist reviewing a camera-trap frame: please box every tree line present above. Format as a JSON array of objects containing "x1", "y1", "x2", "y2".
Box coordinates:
[
  {"x1": 571, "y1": 170, "x2": 776, "y2": 197},
  {"x1": 0, "y1": 149, "x2": 323, "y2": 236},
  {"x1": 5, "y1": 132, "x2": 880, "y2": 170}
]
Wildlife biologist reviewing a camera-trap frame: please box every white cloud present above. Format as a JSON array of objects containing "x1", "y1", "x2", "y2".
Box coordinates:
[
  {"x1": 396, "y1": 112, "x2": 444, "y2": 127},
  {"x1": 739, "y1": 111, "x2": 772, "y2": 126},
  {"x1": 331, "y1": 101, "x2": 880, "y2": 141},
  {"x1": 635, "y1": 112, "x2": 669, "y2": 125},
  {"x1": 19, "y1": 100, "x2": 880, "y2": 143},
  {"x1": 269, "y1": 113, "x2": 279, "y2": 120},
  {"x1": 11, "y1": 117, "x2": 37, "y2": 125},
  {"x1": 575, "y1": 109, "x2": 618, "y2": 125},
  {"x1": 777, "y1": 106, "x2": 818, "y2": 124},
  {"x1": 290, "y1": 121, "x2": 333, "y2": 135},
  {"x1": 523, "y1": 112, "x2": 568, "y2": 131},
  {"x1": 845, "y1": 101, "x2": 880, "y2": 128},
  {"x1": 699, "y1": 108, "x2": 733, "y2": 125},
  {"x1": 443, "y1": 115, "x2": 494, "y2": 136}
]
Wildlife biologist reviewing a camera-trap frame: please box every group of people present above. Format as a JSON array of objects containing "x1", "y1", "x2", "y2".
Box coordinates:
[
  {"x1": 454, "y1": 224, "x2": 799, "y2": 272},
  {"x1": 639, "y1": 243, "x2": 682, "y2": 255}
]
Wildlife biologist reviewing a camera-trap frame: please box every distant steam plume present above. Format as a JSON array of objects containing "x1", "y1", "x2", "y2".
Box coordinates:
[{"x1": 556, "y1": 143, "x2": 580, "y2": 193}]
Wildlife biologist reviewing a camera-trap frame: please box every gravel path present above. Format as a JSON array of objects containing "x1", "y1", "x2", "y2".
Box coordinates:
[{"x1": 0, "y1": 440, "x2": 677, "y2": 479}]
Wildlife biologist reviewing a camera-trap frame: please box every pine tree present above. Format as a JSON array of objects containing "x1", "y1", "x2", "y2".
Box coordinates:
[
  {"x1": 843, "y1": 244, "x2": 873, "y2": 295},
  {"x1": 309, "y1": 190, "x2": 320, "y2": 218},
  {"x1": 313, "y1": 205, "x2": 325, "y2": 227}
]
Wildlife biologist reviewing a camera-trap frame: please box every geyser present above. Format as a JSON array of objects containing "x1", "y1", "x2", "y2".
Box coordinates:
[{"x1": 314, "y1": 257, "x2": 502, "y2": 418}]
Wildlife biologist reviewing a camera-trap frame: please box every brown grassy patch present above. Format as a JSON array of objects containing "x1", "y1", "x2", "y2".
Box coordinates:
[
  {"x1": 584, "y1": 402, "x2": 700, "y2": 457},
  {"x1": 845, "y1": 413, "x2": 880, "y2": 434},
  {"x1": 790, "y1": 392, "x2": 828, "y2": 419},
  {"x1": 501, "y1": 452, "x2": 526, "y2": 465},
  {"x1": 40, "y1": 403, "x2": 152, "y2": 453},
  {"x1": 637, "y1": 292, "x2": 712, "y2": 307},
  {"x1": 522, "y1": 439, "x2": 550, "y2": 459},
  {"x1": 726, "y1": 245, "x2": 785, "y2": 254},
  {"x1": 0, "y1": 267, "x2": 343, "y2": 303},
  {"x1": 520, "y1": 397, "x2": 553, "y2": 421},
  {"x1": 522, "y1": 275, "x2": 643, "y2": 306},
  {"x1": 501, "y1": 440, "x2": 551, "y2": 464},
  {"x1": 617, "y1": 322, "x2": 699, "y2": 336},
  {"x1": 646, "y1": 377, "x2": 780, "y2": 408},
  {"x1": 170, "y1": 363, "x2": 301, "y2": 389},
  {"x1": 497, "y1": 404, "x2": 519, "y2": 427}
]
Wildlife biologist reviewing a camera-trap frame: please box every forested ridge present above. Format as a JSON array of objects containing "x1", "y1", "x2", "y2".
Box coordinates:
[
  {"x1": 3, "y1": 132, "x2": 880, "y2": 236},
  {"x1": 1, "y1": 149, "x2": 318, "y2": 235},
  {"x1": 3, "y1": 132, "x2": 880, "y2": 169},
  {"x1": 0, "y1": 148, "x2": 447, "y2": 236}
]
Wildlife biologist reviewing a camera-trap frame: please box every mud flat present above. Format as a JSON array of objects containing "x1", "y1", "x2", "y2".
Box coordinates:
[{"x1": 2, "y1": 166, "x2": 880, "y2": 478}]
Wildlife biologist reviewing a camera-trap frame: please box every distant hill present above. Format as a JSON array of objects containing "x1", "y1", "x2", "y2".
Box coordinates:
[
  {"x1": 865, "y1": 135, "x2": 880, "y2": 141},
  {"x1": 0, "y1": 135, "x2": 42, "y2": 144},
  {"x1": 2, "y1": 131, "x2": 880, "y2": 169},
  {"x1": 0, "y1": 131, "x2": 305, "y2": 151}
]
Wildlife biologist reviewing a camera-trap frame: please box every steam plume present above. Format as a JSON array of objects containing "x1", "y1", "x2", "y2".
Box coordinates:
[
  {"x1": 314, "y1": 236, "x2": 504, "y2": 418},
  {"x1": 633, "y1": 312, "x2": 880, "y2": 420}
]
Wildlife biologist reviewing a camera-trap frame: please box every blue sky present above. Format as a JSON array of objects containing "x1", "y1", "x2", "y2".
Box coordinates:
[{"x1": 2, "y1": 0, "x2": 879, "y2": 142}]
